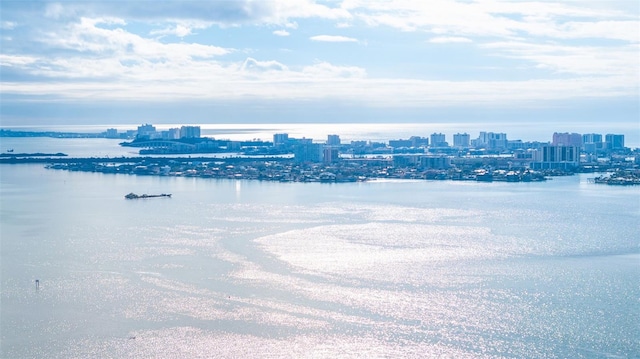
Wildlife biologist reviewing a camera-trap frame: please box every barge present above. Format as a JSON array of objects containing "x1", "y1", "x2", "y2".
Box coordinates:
[{"x1": 125, "y1": 193, "x2": 172, "y2": 199}]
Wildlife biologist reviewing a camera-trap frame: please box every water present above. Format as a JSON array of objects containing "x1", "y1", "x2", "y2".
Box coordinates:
[
  {"x1": 0, "y1": 137, "x2": 138, "y2": 158},
  {"x1": 1, "y1": 137, "x2": 639, "y2": 358}
]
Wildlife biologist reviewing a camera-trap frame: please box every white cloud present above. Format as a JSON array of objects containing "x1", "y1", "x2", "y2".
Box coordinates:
[
  {"x1": 343, "y1": 0, "x2": 639, "y2": 43},
  {"x1": 0, "y1": 54, "x2": 38, "y2": 67},
  {"x1": 554, "y1": 21, "x2": 639, "y2": 43},
  {"x1": 246, "y1": 0, "x2": 352, "y2": 24},
  {"x1": 0, "y1": 0, "x2": 637, "y2": 116},
  {"x1": 428, "y1": 36, "x2": 472, "y2": 44},
  {"x1": 1, "y1": 21, "x2": 17, "y2": 30},
  {"x1": 344, "y1": 0, "x2": 517, "y2": 35},
  {"x1": 482, "y1": 41, "x2": 639, "y2": 77},
  {"x1": 41, "y1": 0, "x2": 351, "y2": 27},
  {"x1": 339, "y1": 0, "x2": 638, "y2": 88},
  {"x1": 302, "y1": 62, "x2": 366, "y2": 78},
  {"x1": 273, "y1": 29, "x2": 290, "y2": 36},
  {"x1": 241, "y1": 58, "x2": 288, "y2": 72},
  {"x1": 310, "y1": 35, "x2": 358, "y2": 42},
  {"x1": 149, "y1": 20, "x2": 212, "y2": 38},
  {"x1": 151, "y1": 24, "x2": 191, "y2": 38},
  {"x1": 44, "y1": 17, "x2": 229, "y2": 62}
]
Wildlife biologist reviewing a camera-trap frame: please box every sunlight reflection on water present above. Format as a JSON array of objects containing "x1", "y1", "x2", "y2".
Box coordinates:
[{"x1": 1, "y1": 165, "x2": 638, "y2": 358}]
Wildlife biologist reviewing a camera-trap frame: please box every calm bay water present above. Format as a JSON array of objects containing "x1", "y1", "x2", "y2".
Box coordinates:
[{"x1": 1, "y1": 136, "x2": 639, "y2": 358}]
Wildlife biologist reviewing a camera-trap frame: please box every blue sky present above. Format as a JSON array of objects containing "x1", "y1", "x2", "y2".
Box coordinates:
[{"x1": 0, "y1": 0, "x2": 638, "y2": 142}]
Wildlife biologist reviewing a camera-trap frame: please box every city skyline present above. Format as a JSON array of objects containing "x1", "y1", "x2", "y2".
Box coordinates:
[
  {"x1": 1, "y1": 1, "x2": 638, "y2": 139},
  {"x1": 1, "y1": 123, "x2": 631, "y2": 151}
]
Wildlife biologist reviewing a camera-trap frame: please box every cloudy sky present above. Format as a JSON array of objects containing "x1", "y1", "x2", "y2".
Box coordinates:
[{"x1": 0, "y1": 0, "x2": 638, "y2": 139}]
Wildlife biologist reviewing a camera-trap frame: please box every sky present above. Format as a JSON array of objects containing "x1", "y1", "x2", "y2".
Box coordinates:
[{"x1": 0, "y1": 0, "x2": 638, "y2": 142}]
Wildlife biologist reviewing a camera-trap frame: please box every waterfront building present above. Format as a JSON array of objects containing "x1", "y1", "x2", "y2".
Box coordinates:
[
  {"x1": 605, "y1": 134, "x2": 625, "y2": 150},
  {"x1": 582, "y1": 133, "x2": 603, "y2": 153},
  {"x1": 105, "y1": 128, "x2": 119, "y2": 138},
  {"x1": 323, "y1": 146, "x2": 340, "y2": 163},
  {"x1": 162, "y1": 128, "x2": 180, "y2": 140},
  {"x1": 273, "y1": 133, "x2": 289, "y2": 146},
  {"x1": 582, "y1": 133, "x2": 602, "y2": 144},
  {"x1": 531, "y1": 145, "x2": 580, "y2": 170},
  {"x1": 430, "y1": 133, "x2": 448, "y2": 147},
  {"x1": 180, "y1": 126, "x2": 201, "y2": 139},
  {"x1": 421, "y1": 155, "x2": 451, "y2": 169},
  {"x1": 393, "y1": 155, "x2": 451, "y2": 169},
  {"x1": 389, "y1": 139, "x2": 413, "y2": 148},
  {"x1": 137, "y1": 124, "x2": 157, "y2": 139},
  {"x1": 294, "y1": 143, "x2": 322, "y2": 163},
  {"x1": 327, "y1": 134, "x2": 341, "y2": 146},
  {"x1": 474, "y1": 132, "x2": 508, "y2": 150},
  {"x1": 453, "y1": 133, "x2": 470, "y2": 148},
  {"x1": 552, "y1": 132, "x2": 582, "y2": 147},
  {"x1": 393, "y1": 155, "x2": 421, "y2": 167},
  {"x1": 387, "y1": 136, "x2": 428, "y2": 150},
  {"x1": 410, "y1": 136, "x2": 429, "y2": 147}
]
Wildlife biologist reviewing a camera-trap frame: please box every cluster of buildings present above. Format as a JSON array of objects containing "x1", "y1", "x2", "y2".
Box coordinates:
[
  {"x1": 269, "y1": 131, "x2": 631, "y2": 171},
  {"x1": 112, "y1": 124, "x2": 634, "y2": 172},
  {"x1": 106, "y1": 124, "x2": 201, "y2": 140}
]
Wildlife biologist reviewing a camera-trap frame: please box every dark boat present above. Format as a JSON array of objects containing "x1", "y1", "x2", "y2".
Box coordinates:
[{"x1": 125, "y1": 193, "x2": 171, "y2": 199}]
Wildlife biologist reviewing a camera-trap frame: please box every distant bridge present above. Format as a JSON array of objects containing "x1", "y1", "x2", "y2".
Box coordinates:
[{"x1": 122, "y1": 140, "x2": 197, "y2": 151}]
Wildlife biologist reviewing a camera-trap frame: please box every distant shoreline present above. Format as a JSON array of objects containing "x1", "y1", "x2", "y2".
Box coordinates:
[
  {"x1": 0, "y1": 152, "x2": 67, "y2": 158},
  {"x1": 0, "y1": 129, "x2": 116, "y2": 139}
]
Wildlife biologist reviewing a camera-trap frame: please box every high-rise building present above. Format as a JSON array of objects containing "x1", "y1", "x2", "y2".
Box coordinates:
[
  {"x1": 409, "y1": 136, "x2": 429, "y2": 147},
  {"x1": 294, "y1": 143, "x2": 322, "y2": 163},
  {"x1": 582, "y1": 133, "x2": 603, "y2": 153},
  {"x1": 163, "y1": 128, "x2": 181, "y2": 140},
  {"x1": 605, "y1": 134, "x2": 625, "y2": 150},
  {"x1": 552, "y1": 132, "x2": 582, "y2": 147},
  {"x1": 327, "y1": 134, "x2": 341, "y2": 146},
  {"x1": 180, "y1": 126, "x2": 201, "y2": 139},
  {"x1": 105, "y1": 128, "x2": 119, "y2": 138},
  {"x1": 531, "y1": 145, "x2": 580, "y2": 170},
  {"x1": 582, "y1": 133, "x2": 602, "y2": 144},
  {"x1": 323, "y1": 146, "x2": 340, "y2": 163},
  {"x1": 453, "y1": 133, "x2": 470, "y2": 148},
  {"x1": 475, "y1": 132, "x2": 507, "y2": 149},
  {"x1": 273, "y1": 133, "x2": 289, "y2": 146},
  {"x1": 430, "y1": 133, "x2": 447, "y2": 147},
  {"x1": 137, "y1": 124, "x2": 157, "y2": 139}
]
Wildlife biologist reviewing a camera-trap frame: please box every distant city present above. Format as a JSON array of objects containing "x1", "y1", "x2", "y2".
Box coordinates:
[{"x1": 1, "y1": 124, "x2": 638, "y2": 185}]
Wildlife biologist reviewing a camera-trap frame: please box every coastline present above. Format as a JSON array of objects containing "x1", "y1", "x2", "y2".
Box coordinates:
[
  {"x1": 42, "y1": 157, "x2": 552, "y2": 183},
  {"x1": 1, "y1": 154, "x2": 637, "y2": 184},
  {"x1": 2, "y1": 128, "x2": 638, "y2": 185}
]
